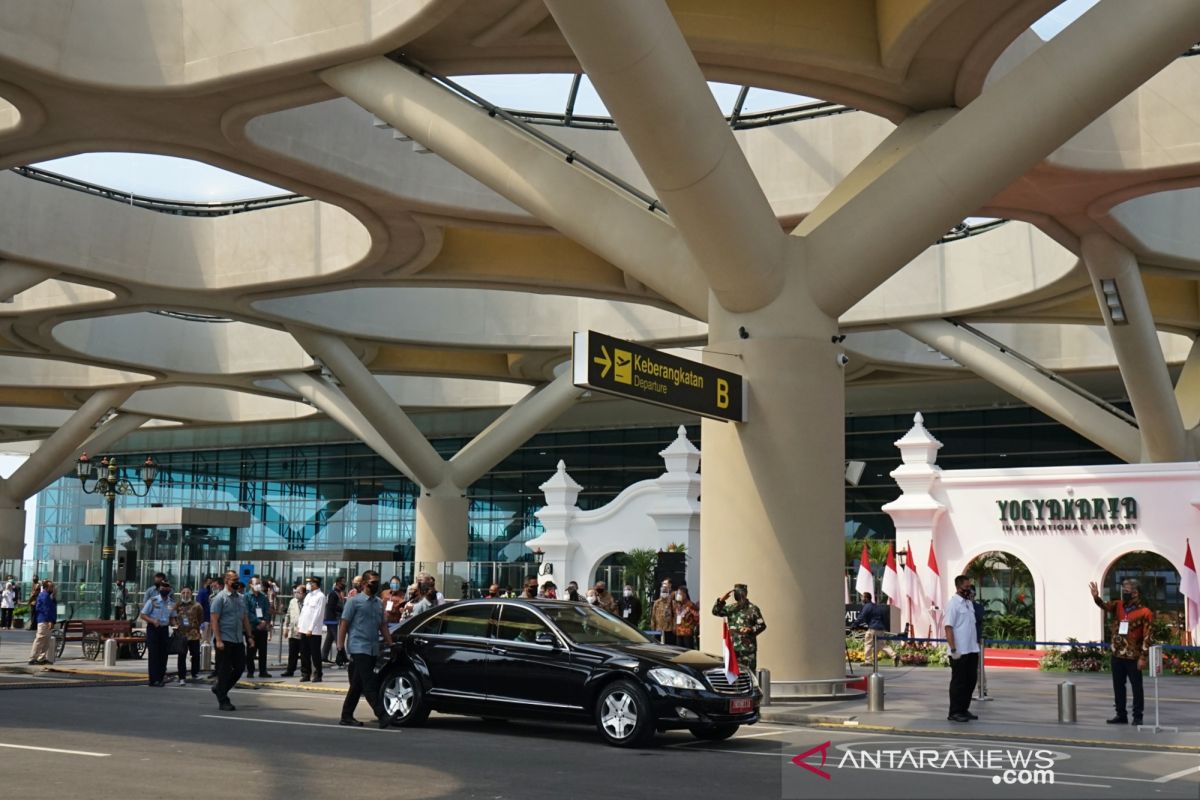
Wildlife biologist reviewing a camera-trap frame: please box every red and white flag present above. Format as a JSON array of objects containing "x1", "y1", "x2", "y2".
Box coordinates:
[
  {"x1": 855, "y1": 542, "x2": 874, "y2": 599},
  {"x1": 903, "y1": 541, "x2": 929, "y2": 635},
  {"x1": 1182, "y1": 539, "x2": 1200, "y2": 644},
  {"x1": 881, "y1": 542, "x2": 901, "y2": 606},
  {"x1": 722, "y1": 622, "x2": 740, "y2": 683},
  {"x1": 927, "y1": 542, "x2": 944, "y2": 632}
]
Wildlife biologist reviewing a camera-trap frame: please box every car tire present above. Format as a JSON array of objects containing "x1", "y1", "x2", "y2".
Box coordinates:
[
  {"x1": 379, "y1": 670, "x2": 430, "y2": 727},
  {"x1": 688, "y1": 724, "x2": 739, "y2": 741},
  {"x1": 595, "y1": 679, "x2": 656, "y2": 748}
]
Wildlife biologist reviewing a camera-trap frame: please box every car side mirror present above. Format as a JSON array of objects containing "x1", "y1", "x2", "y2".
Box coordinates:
[{"x1": 535, "y1": 631, "x2": 558, "y2": 647}]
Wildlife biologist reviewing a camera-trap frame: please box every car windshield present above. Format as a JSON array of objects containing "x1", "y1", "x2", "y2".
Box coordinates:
[{"x1": 539, "y1": 603, "x2": 650, "y2": 645}]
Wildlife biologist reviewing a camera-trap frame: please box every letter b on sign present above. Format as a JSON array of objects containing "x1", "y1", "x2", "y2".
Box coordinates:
[{"x1": 716, "y1": 378, "x2": 730, "y2": 409}]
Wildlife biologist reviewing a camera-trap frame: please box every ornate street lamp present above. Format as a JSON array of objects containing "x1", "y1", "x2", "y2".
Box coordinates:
[{"x1": 76, "y1": 453, "x2": 158, "y2": 619}]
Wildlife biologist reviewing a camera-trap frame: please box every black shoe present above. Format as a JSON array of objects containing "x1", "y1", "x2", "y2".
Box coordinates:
[
  {"x1": 281, "y1": 672, "x2": 295, "y2": 677},
  {"x1": 1132, "y1": 717, "x2": 1143, "y2": 726},
  {"x1": 947, "y1": 713, "x2": 971, "y2": 722},
  {"x1": 27, "y1": 660, "x2": 36, "y2": 665},
  {"x1": 964, "y1": 711, "x2": 978, "y2": 720},
  {"x1": 1106, "y1": 716, "x2": 1128, "y2": 724},
  {"x1": 299, "y1": 676, "x2": 311, "y2": 682},
  {"x1": 339, "y1": 718, "x2": 364, "y2": 727},
  {"x1": 210, "y1": 685, "x2": 219, "y2": 696},
  {"x1": 219, "y1": 701, "x2": 236, "y2": 711},
  {"x1": 312, "y1": 676, "x2": 323, "y2": 683},
  {"x1": 378, "y1": 717, "x2": 391, "y2": 730},
  {"x1": 259, "y1": 672, "x2": 272, "y2": 678}
]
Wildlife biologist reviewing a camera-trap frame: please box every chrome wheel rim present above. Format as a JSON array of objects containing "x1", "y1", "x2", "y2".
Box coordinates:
[
  {"x1": 600, "y1": 690, "x2": 638, "y2": 739},
  {"x1": 382, "y1": 675, "x2": 415, "y2": 718}
]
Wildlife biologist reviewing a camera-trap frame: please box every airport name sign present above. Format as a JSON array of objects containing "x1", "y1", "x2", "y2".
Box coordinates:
[{"x1": 571, "y1": 330, "x2": 745, "y2": 422}]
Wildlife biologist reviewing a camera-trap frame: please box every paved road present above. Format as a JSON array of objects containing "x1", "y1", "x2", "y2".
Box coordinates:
[{"x1": 1, "y1": 681, "x2": 1198, "y2": 799}]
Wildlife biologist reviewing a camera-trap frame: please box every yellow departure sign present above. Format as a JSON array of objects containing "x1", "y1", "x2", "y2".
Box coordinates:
[{"x1": 572, "y1": 330, "x2": 745, "y2": 422}]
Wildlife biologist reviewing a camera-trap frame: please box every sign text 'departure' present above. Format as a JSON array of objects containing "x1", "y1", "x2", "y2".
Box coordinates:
[{"x1": 571, "y1": 331, "x2": 745, "y2": 422}]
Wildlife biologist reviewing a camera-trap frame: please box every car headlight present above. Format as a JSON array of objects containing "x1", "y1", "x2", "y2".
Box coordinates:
[{"x1": 648, "y1": 668, "x2": 705, "y2": 690}]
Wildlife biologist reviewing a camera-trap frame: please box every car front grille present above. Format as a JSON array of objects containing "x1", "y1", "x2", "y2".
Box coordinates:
[{"x1": 704, "y1": 668, "x2": 752, "y2": 695}]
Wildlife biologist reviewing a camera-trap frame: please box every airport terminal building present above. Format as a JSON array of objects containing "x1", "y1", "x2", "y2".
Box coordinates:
[{"x1": 2, "y1": 1, "x2": 1200, "y2": 685}]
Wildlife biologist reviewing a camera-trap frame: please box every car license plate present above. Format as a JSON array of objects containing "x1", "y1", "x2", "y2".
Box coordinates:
[{"x1": 730, "y1": 698, "x2": 753, "y2": 714}]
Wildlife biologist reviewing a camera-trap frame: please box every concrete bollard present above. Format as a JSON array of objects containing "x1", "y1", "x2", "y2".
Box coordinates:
[
  {"x1": 867, "y1": 672, "x2": 885, "y2": 711},
  {"x1": 1058, "y1": 680, "x2": 1076, "y2": 723},
  {"x1": 103, "y1": 637, "x2": 118, "y2": 667},
  {"x1": 757, "y1": 669, "x2": 771, "y2": 706},
  {"x1": 200, "y1": 642, "x2": 213, "y2": 672}
]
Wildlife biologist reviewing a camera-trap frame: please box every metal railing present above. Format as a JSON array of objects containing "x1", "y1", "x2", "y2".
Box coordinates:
[
  {"x1": 946, "y1": 318, "x2": 1139, "y2": 428},
  {"x1": 8, "y1": 165, "x2": 311, "y2": 217}
]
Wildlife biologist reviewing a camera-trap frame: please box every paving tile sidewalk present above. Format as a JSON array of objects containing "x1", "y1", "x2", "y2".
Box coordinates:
[{"x1": 760, "y1": 664, "x2": 1200, "y2": 750}]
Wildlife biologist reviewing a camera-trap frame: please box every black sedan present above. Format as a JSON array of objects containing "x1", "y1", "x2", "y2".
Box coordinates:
[{"x1": 376, "y1": 598, "x2": 761, "y2": 747}]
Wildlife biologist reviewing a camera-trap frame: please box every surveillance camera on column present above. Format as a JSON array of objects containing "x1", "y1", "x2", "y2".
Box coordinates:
[{"x1": 836, "y1": 353, "x2": 850, "y2": 367}]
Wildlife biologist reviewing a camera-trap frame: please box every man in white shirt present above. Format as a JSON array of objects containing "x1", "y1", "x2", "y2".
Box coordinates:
[
  {"x1": 296, "y1": 575, "x2": 327, "y2": 683},
  {"x1": 943, "y1": 574, "x2": 980, "y2": 722}
]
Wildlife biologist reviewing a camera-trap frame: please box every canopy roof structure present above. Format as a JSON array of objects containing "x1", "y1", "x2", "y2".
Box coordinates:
[{"x1": 2, "y1": 0, "x2": 1200, "y2": 684}]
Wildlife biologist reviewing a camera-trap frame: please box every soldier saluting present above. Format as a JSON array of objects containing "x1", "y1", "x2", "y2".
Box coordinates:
[{"x1": 712, "y1": 583, "x2": 767, "y2": 672}]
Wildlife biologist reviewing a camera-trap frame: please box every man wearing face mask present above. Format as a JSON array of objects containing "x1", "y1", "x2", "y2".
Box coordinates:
[
  {"x1": 282, "y1": 585, "x2": 305, "y2": 677},
  {"x1": 139, "y1": 582, "x2": 177, "y2": 686},
  {"x1": 337, "y1": 570, "x2": 394, "y2": 728},
  {"x1": 1090, "y1": 578, "x2": 1153, "y2": 725},
  {"x1": 522, "y1": 577, "x2": 539, "y2": 599},
  {"x1": 585, "y1": 589, "x2": 599, "y2": 605},
  {"x1": 322, "y1": 576, "x2": 347, "y2": 668},
  {"x1": 943, "y1": 575, "x2": 980, "y2": 722},
  {"x1": 244, "y1": 577, "x2": 273, "y2": 678},
  {"x1": 652, "y1": 579, "x2": 677, "y2": 644},
  {"x1": 211, "y1": 569, "x2": 254, "y2": 710},
  {"x1": 593, "y1": 581, "x2": 618, "y2": 614},
  {"x1": 296, "y1": 576, "x2": 327, "y2": 683},
  {"x1": 563, "y1": 582, "x2": 582, "y2": 602},
  {"x1": 617, "y1": 584, "x2": 641, "y2": 628},
  {"x1": 174, "y1": 586, "x2": 203, "y2": 685},
  {"x1": 712, "y1": 583, "x2": 767, "y2": 672}
]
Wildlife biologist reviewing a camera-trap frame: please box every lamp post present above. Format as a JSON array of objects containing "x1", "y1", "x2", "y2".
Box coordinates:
[{"x1": 76, "y1": 453, "x2": 158, "y2": 619}]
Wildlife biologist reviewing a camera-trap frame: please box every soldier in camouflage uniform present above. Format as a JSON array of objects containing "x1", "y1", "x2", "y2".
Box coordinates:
[{"x1": 711, "y1": 583, "x2": 767, "y2": 672}]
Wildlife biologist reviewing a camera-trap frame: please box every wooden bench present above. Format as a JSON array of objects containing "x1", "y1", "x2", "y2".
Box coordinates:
[{"x1": 54, "y1": 619, "x2": 146, "y2": 660}]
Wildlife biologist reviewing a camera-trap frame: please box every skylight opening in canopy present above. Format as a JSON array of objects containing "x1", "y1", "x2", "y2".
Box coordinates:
[
  {"x1": 453, "y1": 73, "x2": 575, "y2": 113},
  {"x1": 30, "y1": 153, "x2": 289, "y2": 202},
  {"x1": 1030, "y1": 0, "x2": 1098, "y2": 41},
  {"x1": 741, "y1": 87, "x2": 819, "y2": 113}
]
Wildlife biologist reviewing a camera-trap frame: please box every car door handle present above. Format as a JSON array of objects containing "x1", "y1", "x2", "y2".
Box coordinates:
[
  {"x1": 490, "y1": 646, "x2": 508, "y2": 655},
  {"x1": 411, "y1": 637, "x2": 427, "y2": 646}
]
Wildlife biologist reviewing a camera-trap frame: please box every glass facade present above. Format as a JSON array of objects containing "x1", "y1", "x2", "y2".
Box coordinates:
[
  {"x1": 33, "y1": 426, "x2": 701, "y2": 563},
  {"x1": 31, "y1": 405, "x2": 1130, "y2": 563}
]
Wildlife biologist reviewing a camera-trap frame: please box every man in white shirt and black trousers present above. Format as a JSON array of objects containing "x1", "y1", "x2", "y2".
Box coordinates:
[
  {"x1": 296, "y1": 575, "x2": 327, "y2": 683},
  {"x1": 944, "y1": 574, "x2": 980, "y2": 722}
]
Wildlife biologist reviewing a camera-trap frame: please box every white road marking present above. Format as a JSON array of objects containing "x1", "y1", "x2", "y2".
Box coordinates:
[
  {"x1": 1155, "y1": 764, "x2": 1200, "y2": 783},
  {"x1": 200, "y1": 714, "x2": 397, "y2": 732},
  {"x1": 0, "y1": 742, "x2": 110, "y2": 757},
  {"x1": 801, "y1": 727, "x2": 1200, "y2": 758}
]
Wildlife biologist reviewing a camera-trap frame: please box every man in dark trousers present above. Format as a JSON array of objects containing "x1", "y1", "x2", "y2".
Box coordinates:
[
  {"x1": 943, "y1": 575, "x2": 980, "y2": 722},
  {"x1": 853, "y1": 592, "x2": 890, "y2": 669},
  {"x1": 1090, "y1": 578, "x2": 1153, "y2": 725},
  {"x1": 210, "y1": 569, "x2": 253, "y2": 711},
  {"x1": 322, "y1": 575, "x2": 346, "y2": 666},
  {"x1": 337, "y1": 569, "x2": 393, "y2": 728}
]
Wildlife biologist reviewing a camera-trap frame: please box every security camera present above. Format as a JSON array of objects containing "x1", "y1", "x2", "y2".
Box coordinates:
[{"x1": 836, "y1": 352, "x2": 850, "y2": 367}]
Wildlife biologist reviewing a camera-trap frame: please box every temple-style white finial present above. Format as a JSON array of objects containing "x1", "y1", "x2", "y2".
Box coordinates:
[
  {"x1": 895, "y1": 411, "x2": 942, "y2": 466},
  {"x1": 914, "y1": 412, "x2": 924, "y2": 425},
  {"x1": 660, "y1": 426, "x2": 700, "y2": 474},
  {"x1": 540, "y1": 460, "x2": 583, "y2": 507}
]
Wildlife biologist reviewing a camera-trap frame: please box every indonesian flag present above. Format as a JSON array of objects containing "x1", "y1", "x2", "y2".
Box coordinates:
[
  {"x1": 855, "y1": 542, "x2": 874, "y2": 599},
  {"x1": 881, "y1": 542, "x2": 900, "y2": 606},
  {"x1": 927, "y1": 542, "x2": 944, "y2": 632},
  {"x1": 1182, "y1": 539, "x2": 1200, "y2": 644},
  {"x1": 904, "y1": 540, "x2": 930, "y2": 635},
  {"x1": 722, "y1": 621, "x2": 740, "y2": 683}
]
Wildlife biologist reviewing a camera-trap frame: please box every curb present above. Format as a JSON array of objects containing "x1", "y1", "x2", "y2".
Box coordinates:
[
  {"x1": 804, "y1": 720, "x2": 1200, "y2": 753},
  {"x1": 237, "y1": 679, "x2": 344, "y2": 695}
]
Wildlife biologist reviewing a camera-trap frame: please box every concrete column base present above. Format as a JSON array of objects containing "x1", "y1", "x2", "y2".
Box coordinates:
[
  {"x1": 0, "y1": 506, "x2": 26, "y2": 560},
  {"x1": 415, "y1": 484, "x2": 469, "y2": 563},
  {"x1": 699, "y1": 335, "x2": 845, "y2": 683}
]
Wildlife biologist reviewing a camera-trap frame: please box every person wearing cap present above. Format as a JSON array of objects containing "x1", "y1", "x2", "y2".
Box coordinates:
[
  {"x1": 712, "y1": 583, "x2": 767, "y2": 672},
  {"x1": 139, "y1": 582, "x2": 176, "y2": 686}
]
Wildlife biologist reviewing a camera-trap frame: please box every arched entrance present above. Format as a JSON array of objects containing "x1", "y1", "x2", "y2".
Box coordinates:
[
  {"x1": 1101, "y1": 551, "x2": 1182, "y2": 643},
  {"x1": 965, "y1": 551, "x2": 1036, "y2": 646}
]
